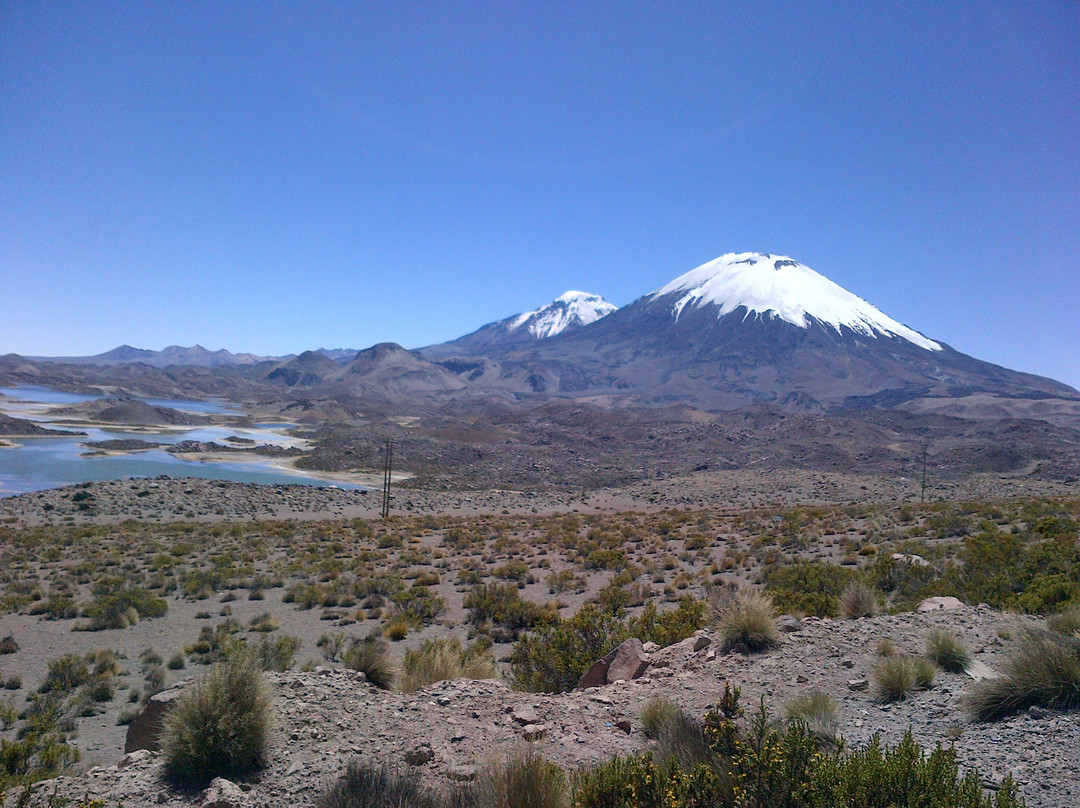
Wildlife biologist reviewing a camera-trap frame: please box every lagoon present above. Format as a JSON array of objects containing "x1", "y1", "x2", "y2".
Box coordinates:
[{"x1": 0, "y1": 386, "x2": 364, "y2": 495}]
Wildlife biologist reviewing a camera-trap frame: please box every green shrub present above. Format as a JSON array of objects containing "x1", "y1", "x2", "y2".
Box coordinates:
[
  {"x1": 249, "y1": 634, "x2": 301, "y2": 672},
  {"x1": 343, "y1": 638, "x2": 396, "y2": 690},
  {"x1": 716, "y1": 589, "x2": 779, "y2": 653},
  {"x1": 81, "y1": 578, "x2": 167, "y2": 630},
  {"x1": 391, "y1": 585, "x2": 446, "y2": 625},
  {"x1": 161, "y1": 655, "x2": 272, "y2": 787},
  {"x1": 968, "y1": 628, "x2": 1080, "y2": 721},
  {"x1": 926, "y1": 629, "x2": 971, "y2": 673},
  {"x1": 765, "y1": 561, "x2": 853, "y2": 617},
  {"x1": 510, "y1": 604, "x2": 627, "y2": 693},
  {"x1": 576, "y1": 690, "x2": 1024, "y2": 808},
  {"x1": 1016, "y1": 574, "x2": 1080, "y2": 615},
  {"x1": 628, "y1": 598, "x2": 706, "y2": 648},
  {"x1": 839, "y1": 580, "x2": 879, "y2": 619},
  {"x1": 464, "y1": 583, "x2": 551, "y2": 640}
]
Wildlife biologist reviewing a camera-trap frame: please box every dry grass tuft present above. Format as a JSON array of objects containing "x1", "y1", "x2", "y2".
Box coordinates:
[
  {"x1": 839, "y1": 581, "x2": 879, "y2": 619},
  {"x1": 716, "y1": 589, "x2": 779, "y2": 653},
  {"x1": 162, "y1": 654, "x2": 272, "y2": 787},
  {"x1": 968, "y1": 629, "x2": 1080, "y2": 721}
]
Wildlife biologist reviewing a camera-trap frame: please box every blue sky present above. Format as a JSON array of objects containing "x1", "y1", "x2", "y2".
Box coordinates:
[{"x1": 2, "y1": 1, "x2": 1078, "y2": 389}]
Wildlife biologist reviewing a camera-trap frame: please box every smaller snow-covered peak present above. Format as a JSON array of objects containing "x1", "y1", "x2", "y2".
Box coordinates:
[
  {"x1": 649, "y1": 252, "x2": 941, "y2": 351},
  {"x1": 510, "y1": 291, "x2": 618, "y2": 339}
]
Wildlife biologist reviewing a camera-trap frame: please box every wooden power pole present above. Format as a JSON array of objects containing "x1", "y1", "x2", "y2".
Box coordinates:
[
  {"x1": 380, "y1": 440, "x2": 393, "y2": 519},
  {"x1": 920, "y1": 443, "x2": 928, "y2": 504}
]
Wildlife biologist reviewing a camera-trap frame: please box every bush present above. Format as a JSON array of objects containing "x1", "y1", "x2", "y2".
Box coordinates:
[
  {"x1": 926, "y1": 629, "x2": 971, "y2": 673},
  {"x1": 968, "y1": 628, "x2": 1080, "y2": 721},
  {"x1": 250, "y1": 634, "x2": 301, "y2": 672},
  {"x1": 161, "y1": 655, "x2": 272, "y2": 787},
  {"x1": 464, "y1": 583, "x2": 552, "y2": 640},
  {"x1": 716, "y1": 589, "x2": 779, "y2": 653},
  {"x1": 81, "y1": 579, "x2": 167, "y2": 630},
  {"x1": 343, "y1": 638, "x2": 396, "y2": 690},
  {"x1": 576, "y1": 690, "x2": 1025, "y2": 808},
  {"x1": 839, "y1": 580, "x2": 879, "y2": 619},
  {"x1": 627, "y1": 598, "x2": 706, "y2": 648},
  {"x1": 765, "y1": 561, "x2": 853, "y2": 617},
  {"x1": 509, "y1": 604, "x2": 627, "y2": 693},
  {"x1": 638, "y1": 697, "x2": 712, "y2": 770}
]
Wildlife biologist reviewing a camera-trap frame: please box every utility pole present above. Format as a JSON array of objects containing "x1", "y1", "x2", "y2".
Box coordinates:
[
  {"x1": 920, "y1": 442, "x2": 928, "y2": 504},
  {"x1": 380, "y1": 439, "x2": 393, "y2": 519}
]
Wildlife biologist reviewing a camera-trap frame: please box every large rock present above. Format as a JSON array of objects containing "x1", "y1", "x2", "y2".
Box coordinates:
[
  {"x1": 201, "y1": 777, "x2": 246, "y2": 808},
  {"x1": 578, "y1": 638, "x2": 649, "y2": 688},
  {"x1": 124, "y1": 685, "x2": 186, "y2": 753},
  {"x1": 916, "y1": 596, "x2": 965, "y2": 613}
]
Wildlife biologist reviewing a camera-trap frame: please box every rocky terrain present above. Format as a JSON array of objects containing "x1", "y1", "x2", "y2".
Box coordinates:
[{"x1": 7, "y1": 604, "x2": 1076, "y2": 808}]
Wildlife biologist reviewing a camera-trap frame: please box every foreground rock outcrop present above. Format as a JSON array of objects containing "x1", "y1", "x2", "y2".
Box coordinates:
[{"x1": 8, "y1": 606, "x2": 1078, "y2": 808}]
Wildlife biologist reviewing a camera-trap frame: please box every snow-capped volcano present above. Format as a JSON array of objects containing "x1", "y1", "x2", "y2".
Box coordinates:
[
  {"x1": 509, "y1": 291, "x2": 618, "y2": 339},
  {"x1": 421, "y1": 291, "x2": 617, "y2": 358},
  {"x1": 649, "y1": 252, "x2": 941, "y2": 351}
]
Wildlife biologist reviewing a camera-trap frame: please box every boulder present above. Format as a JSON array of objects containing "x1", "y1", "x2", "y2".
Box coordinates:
[
  {"x1": 776, "y1": 615, "x2": 803, "y2": 632},
  {"x1": 201, "y1": 778, "x2": 246, "y2": 808},
  {"x1": 578, "y1": 638, "x2": 649, "y2": 688},
  {"x1": 404, "y1": 744, "x2": 435, "y2": 766},
  {"x1": 916, "y1": 596, "x2": 964, "y2": 613},
  {"x1": 124, "y1": 685, "x2": 186, "y2": 753}
]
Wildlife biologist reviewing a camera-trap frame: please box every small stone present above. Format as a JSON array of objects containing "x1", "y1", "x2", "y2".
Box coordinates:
[
  {"x1": 614, "y1": 719, "x2": 632, "y2": 734},
  {"x1": 448, "y1": 765, "x2": 478, "y2": 782},
  {"x1": 796, "y1": 674, "x2": 808, "y2": 684},
  {"x1": 1028, "y1": 706, "x2": 1051, "y2": 719},
  {"x1": 841, "y1": 659, "x2": 854, "y2": 669},
  {"x1": 512, "y1": 707, "x2": 541, "y2": 726},
  {"x1": 776, "y1": 615, "x2": 802, "y2": 632},
  {"x1": 691, "y1": 633, "x2": 711, "y2": 651},
  {"x1": 404, "y1": 744, "x2": 435, "y2": 766},
  {"x1": 847, "y1": 678, "x2": 869, "y2": 692},
  {"x1": 437, "y1": 696, "x2": 452, "y2": 706},
  {"x1": 201, "y1": 777, "x2": 246, "y2": 808},
  {"x1": 522, "y1": 723, "x2": 547, "y2": 740},
  {"x1": 642, "y1": 641, "x2": 661, "y2": 654},
  {"x1": 117, "y1": 749, "x2": 152, "y2": 769},
  {"x1": 916, "y1": 596, "x2": 964, "y2": 613}
]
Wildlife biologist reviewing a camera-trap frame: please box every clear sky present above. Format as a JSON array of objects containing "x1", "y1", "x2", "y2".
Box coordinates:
[{"x1": 2, "y1": 2, "x2": 1077, "y2": 389}]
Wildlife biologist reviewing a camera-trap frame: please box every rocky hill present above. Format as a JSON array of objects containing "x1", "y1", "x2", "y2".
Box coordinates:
[{"x1": 9, "y1": 604, "x2": 1076, "y2": 808}]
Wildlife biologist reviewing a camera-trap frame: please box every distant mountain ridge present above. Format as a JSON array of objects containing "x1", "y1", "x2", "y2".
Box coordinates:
[
  {"x1": 422, "y1": 290, "x2": 617, "y2": 359},
  {"x1": 12, "y1": 252, "x2": 1079, "y2": 420},
  {"x1": 31, "y1": 344, "x2": 277, "y2": 368}
]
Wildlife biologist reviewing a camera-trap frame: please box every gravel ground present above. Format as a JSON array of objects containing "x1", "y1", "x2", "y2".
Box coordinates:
[{"x1": 10, "y1": 604, "x2": 1077, "y2": 808}]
